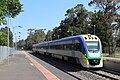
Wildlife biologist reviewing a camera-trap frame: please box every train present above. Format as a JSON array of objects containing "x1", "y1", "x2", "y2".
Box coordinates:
[{"x1": 32, "y1": 34, "x2": 103, "y2": 68}]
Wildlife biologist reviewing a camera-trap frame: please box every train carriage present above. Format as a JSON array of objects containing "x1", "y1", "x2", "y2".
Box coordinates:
[{"x1": 33, "y1": 34, "x2": 103, "y2": 68}]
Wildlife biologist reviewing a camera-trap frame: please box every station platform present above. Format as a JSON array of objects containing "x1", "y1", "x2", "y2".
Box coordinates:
[
  {"x1": 0, "y1": 51, "x2": 59, "y2": 80},
  {"x1": 103, "y1": 57, "x2": 120, "y2": 73}
]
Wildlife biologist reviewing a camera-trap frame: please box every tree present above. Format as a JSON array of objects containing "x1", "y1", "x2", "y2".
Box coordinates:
[
  {"x1": 0, "y1": 0, "x2": 23, "y2": 24},
  {"x1": 74, "y1": 4, "x2": 89, "y2": 34},
  {"x1": 25, "y1": 28, "x2": 46, "y2": 50},
  {"x1": 0, "y1": 31, "x2": 7, "y2": 46},
  {"x1": 52, "y1": 27, "x2": 59, "y2": 40},
  {"x1": 17, "y1": 39, "x2": 25, "y2": 50},
  {"x1": 33, "y1": 29, "x2": 46, "y2": 43},
  {"x1": 112, "y1": 17, "x2": 120, "y2": 53},
  {"x1": 45, "y1": 30, "x2": 53, "y2": 41},
  {"x1": 25, "y1": 28, "x2": 35, "y2": 50},
  {"x1": 52, "y1": 4, "x2": 89, "y2": 40},
  {"x1": 0, "y1": 26, "x2": 13, "y2": 46},
  {"x1": 0, "y1": 0, "x2": 23, "y2": 47},
  {"x1": 88, "y1": 0, "x2": 120, "y2": 55},
  {"x1": 89, "y1": 11, "x2": 108, "y2": 49},
  {"x1": 27, "y1": 28, "x2": 35, "y2": 35}
]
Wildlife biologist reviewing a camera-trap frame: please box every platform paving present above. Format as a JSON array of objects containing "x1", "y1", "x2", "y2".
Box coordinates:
[{"x1": 0, "y1": 51, "x2": 47, "y2": 80}]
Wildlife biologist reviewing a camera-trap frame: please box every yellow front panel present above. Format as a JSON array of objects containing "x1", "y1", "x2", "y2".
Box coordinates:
[{"x1": 82, "y1": 54, "x2": 88, "y2": 63}]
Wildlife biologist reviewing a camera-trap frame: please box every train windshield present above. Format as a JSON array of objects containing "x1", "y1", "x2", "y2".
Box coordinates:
[{"x1": 86, "y1": 41, "x2": 99, "y2": 51}]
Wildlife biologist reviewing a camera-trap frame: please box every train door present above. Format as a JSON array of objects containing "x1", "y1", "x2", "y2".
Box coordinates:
[
  {"x1": 46, "y1": 43, "x2": 48, "y2": 53},
  {"x1": 72, "y1": 39, "x2": 75, "y2": 57}
]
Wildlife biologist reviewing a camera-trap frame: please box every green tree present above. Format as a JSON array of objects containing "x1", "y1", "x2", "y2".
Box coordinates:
[
  {"x1": 0, "y1": 31, "x2": 7, "y2": 46},
  {"x1": 89, "y1": 11, "x2": 108, "y2": 50},
  {"x1": 88, "y1": 0, "x2": 120, "y2": 55},
  {"x1": 112, "y1": 17, "x2": 120, "y2": 53},
  {"x1": 74, "y1": 4, "x2": 89, "y2": 34},
  {"x1": 0, "y1": 0, "x2": 23, "y2": 47},
  {"x1": 25, "y1": 28, "x2": 46, "y2": 50},
  {"x1": 52, "y1": 27, "x2": 59, "y2": 40},
  {"x1": 25, "y1": 28, "x2": 35, "y2": 50},
  {"x1": 17, "y1": 39, "x2": 25, "y2": 50},
  {"x1": 52, "y1": 4, "x2": 89, "y2": 40},
  {"x1": 45, "y1": 30, "x2": 53, "y2": 41},
  {"x1": 0, "y1": 26, "x2": 13, "y2": 46},
  {"x1": 33, "y1": 29, "x2": 46, "y2": 43},
  {"x1": 0, "y1": 0, "x2": 23, "y2": 24}
]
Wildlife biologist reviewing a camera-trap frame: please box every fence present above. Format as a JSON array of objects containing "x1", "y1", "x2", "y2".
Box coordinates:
[{"x1": 0, "y1": 46, "x2": 16, "y2": 60}]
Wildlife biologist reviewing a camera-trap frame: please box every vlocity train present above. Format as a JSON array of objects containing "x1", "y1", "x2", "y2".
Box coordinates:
[{"x1": 32, "y1": 34, "x2": 103, "y2": 68}]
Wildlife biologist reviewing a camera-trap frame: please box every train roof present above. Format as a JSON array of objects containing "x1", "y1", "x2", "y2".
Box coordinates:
[
  {"x1": 81, "y1": 34, "x2": 99, "y2": 41},
  {"x1": 33, "y1": 34, "x2": 99, "y2": 46}
]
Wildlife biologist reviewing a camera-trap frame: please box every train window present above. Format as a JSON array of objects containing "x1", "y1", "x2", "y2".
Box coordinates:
[
  {"x1": 63, "y1": 44, "x2": 68, "y2": 50},
  {"x1": 63, "y1": 44, "x2": 66, "y2": 50},
  {"x1": 62, "y1": 44, "x2": 74, "y2": 50},
  {"x1": 50, "y1": 45, "x2": 55, "y2": 49},
  {"x1": 59, "y1": 44, "x2": 63, "y2": 50},
  {"x1": 50, "y1": 45, "x2": 52, "y2": 49},
  {"x1": 74, "y1": 43, "x2": 82, "y2": 52},
  {"x1": 55, "y1": 45, "x2": 59, "y2": 50},
  {"x1": 86, "y1": 41, "x2": 99, "y2": 51}
]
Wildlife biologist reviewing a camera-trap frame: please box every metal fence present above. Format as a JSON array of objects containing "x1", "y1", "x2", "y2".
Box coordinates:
[{"x1": 0, "y1": 46, "x2": 16, "y2": 60}]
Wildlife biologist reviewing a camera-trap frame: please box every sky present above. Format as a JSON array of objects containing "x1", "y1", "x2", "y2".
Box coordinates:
[{"x1": 10, "y1": 0, "x2": 94, "y2": 42}]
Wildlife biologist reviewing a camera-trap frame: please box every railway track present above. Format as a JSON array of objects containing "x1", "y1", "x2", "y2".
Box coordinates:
[
  {"x1": 30, "y1": 52, "x2": 120, "y2": 80},
  {"x1": 59, "y1": 59, "x2": 120, "y2": 80},
  {"x1": 87, "y1": 69, "x2": 120, "y2": 80}
]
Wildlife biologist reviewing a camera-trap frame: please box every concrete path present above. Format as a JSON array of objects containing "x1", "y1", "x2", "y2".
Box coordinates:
[{"x1": 0, "y1": 51, "x2": 47, "y2": 80}]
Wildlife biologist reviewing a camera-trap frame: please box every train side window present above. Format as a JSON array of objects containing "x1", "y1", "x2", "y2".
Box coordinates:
[
  {"x1": 63, "y1": 44, "x2": 66, "y2": 50},
  {"x1": 75, "y1": 43, "x2": 82, "y2": 52}
]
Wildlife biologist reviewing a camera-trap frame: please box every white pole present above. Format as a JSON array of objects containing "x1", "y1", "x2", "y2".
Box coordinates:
[
  {"x1": 13, "y1": 27, "x2": 15, "y2": 49},
  {"x1": 94, "y1": 25, "x2": 95, "y2": 35},
  {"x1": 7, "y1": 14, "x2": 10, "y2": 65},
  {"x1": 12, "y1": 27, "x2": 15, "y2": 57},
  {"x1": 15, "y1": 33, "x2": 17, "y2": 50}
]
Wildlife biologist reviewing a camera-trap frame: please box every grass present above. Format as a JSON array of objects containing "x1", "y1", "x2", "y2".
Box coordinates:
[{"x1": 103, "y1": 52, "x2": 120, "y2": 58}]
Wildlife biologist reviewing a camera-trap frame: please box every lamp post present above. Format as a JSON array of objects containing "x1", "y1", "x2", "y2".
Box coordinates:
[
  {"x1": 13, "y1": 26, "x2": 22, "y2": 50},
  {"x1": 67, "y1": 31, "x2": 73, "y2": 36},
  {"x1": 87, "y1": 24, "x2": 90, "y2": 34},
  {"x1": 71, "y1": 31, "x2": 73, "y2": 36},
  {"x1": 58, "y1": 35, "x2": 59, "y2": 39},
  {"x1": 94, "y1": 25, "x2": 96, "y2": 35},
  {"x1": 57, "y1": 29, "x2": 61, "y2": 39},
  {"x1": 7, "y1": 12, "x2": 10, "y2": 65},
  {"x1": 15, "y1": 32, "x2": 21, "y2": 50},
  {"x1": 18, "y1": 35, "x2": 21, "y2": 50}
]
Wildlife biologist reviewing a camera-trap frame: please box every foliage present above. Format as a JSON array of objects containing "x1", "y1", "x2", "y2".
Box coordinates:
[
  {"x1": 0, "y1": 0, "x2": 23, "y2": 24},
  {"x1": 0, "y1": 31, "x2": 7, "y2": 46},
  {"x1": 50, "y1": 2, "x2": 120, "y2": 55},
  {"x1": 88, "y1": 0, "x2": 120, "y2": 55},
  {"x1": 34, "y1": 29, "x2": 46, "y2": 43},
  {"x1": 0, "y1": 26, "x2": 13, "y2": 46},
  {"x1": 0, "y1": 0, "x2": 23, "y2": 47},
  {"x1": 45, "y1": 30, "x2": 53, "y2": 41},
  {"x1": 24, "y1": 28, "x2": 46, "y2": 50},
  {"x1": 17, "y1": 39, "x2": 25, "y2": 50},
  {"x1": 52, "y1": 4, "x2": 89, "y2": 40},
  {"x1": 16, "y1": 1, "x2": 120, "y2": 56}
]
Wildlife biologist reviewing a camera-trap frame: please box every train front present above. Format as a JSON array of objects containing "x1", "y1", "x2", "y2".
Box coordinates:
[{"x1": 81, "y1": 34, "x2": 103, "y2": 68}]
